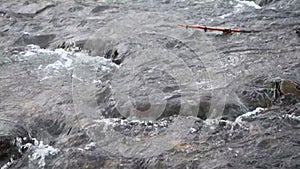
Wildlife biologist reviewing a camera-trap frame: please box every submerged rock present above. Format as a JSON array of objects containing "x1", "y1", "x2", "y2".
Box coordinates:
[
  {"x1": 255, "y1": 0, "x2": 277, "y2": 7},
  {"x1": 91, "y1": 5, "x2": 118, "y2": 13},
  {"x1": 11, "y1": 2, "x2": 55, "y2": 17},
  {"x1": 13, "y1": 34, "x2": 56, "y2": 49},
  {"x1": 0, "y1": 120, "x2": 33, "y2": 167}
]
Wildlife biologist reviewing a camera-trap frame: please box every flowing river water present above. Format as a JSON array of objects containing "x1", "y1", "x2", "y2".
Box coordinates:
[{"x1": 0, "y1": 0, "x2": 299, "y2": 168}]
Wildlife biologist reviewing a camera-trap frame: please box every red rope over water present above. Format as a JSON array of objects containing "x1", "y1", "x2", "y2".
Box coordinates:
[{"x1": 178, "y1": 24, "x2": 259, "y2": 34}]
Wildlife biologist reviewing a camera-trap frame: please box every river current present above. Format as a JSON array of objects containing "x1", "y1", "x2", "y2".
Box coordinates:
[{"x1": 0, "y1": 0, "x2": 299, "y2": 168}]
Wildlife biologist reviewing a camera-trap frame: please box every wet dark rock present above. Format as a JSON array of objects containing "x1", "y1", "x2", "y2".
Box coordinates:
[
  {"x1": 13, "y1": 34, "x2": 56, "y2": 49},
  {"x1": 104, "y1": 48, "x2": 123, "y2": 65},
  {"x1": 68, "y1": 6, "x2": 84, "y2": 13},
  {"x1": 237, "y1": 88, "x2": 274, "y2": 109},
  {"x1": 91, "y1": 5, "x2": 118, "y2": 13},
  {"x1": 198, "y1": 94, "x2": 248, "y2": 120},
  {"x1": 255, "y1": 0, "x2": 278, "y2": 7},
  {"x1": 0, "y1": 138, "x2": 20, "y2": 163},
  {"x1": 296, "y1": 29, "x2": 300, "y2": 36},
  {"x1": 161, "y1": 0, "x2": 171, "y2": 4},
  {"x1": 0, "y1": 129, "x2": 33, "y2": 167}
]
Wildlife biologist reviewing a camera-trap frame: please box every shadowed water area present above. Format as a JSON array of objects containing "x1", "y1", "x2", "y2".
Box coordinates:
[{"x1": 0, "y1": 0, "x2": 300, "y2": 168}]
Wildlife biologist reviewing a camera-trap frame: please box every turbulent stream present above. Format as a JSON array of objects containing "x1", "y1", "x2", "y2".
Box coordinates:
[{"x1": 0, "y1": 0, "x2": 300, "y2": 168}]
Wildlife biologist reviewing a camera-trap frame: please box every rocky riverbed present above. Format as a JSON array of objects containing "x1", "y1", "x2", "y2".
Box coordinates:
[{"x1": 0, "y1": 0, "x2": 299, "y2": 168}]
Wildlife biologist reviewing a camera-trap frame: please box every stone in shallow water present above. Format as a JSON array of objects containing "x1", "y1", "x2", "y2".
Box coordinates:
[
  {"x1": 255, "y1": 0, "x2": 276, "y2": 7},
  {"x1": 0, "y1": 135, "x2": 32, "y2": 167},
  {"x1": 0, "y1": 139, "x2": 18, "y2": 162},
  {"x1": 13, "y1": 34, "x2": 56, "y2": 49},
  {"x1": 91, "y1": 5, "x2": 118, "y2": 13}
]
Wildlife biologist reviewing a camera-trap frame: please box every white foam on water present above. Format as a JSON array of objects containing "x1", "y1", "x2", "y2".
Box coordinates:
[
  {"x1": 237, "y1": 0, "x2": 262, "y2": 9},
  {"x1": 37, "y1": 48, "x2": 74, "y2": 72},
  {"x1": 92, "y1": 118, "x2": 136, "y2": 130},
  {"x1": 23, "y1": 45, "x2": 74, "y2": 81},
  {"x1": 91, "y1": 119, "x2": 117, "y2": 131},
  {"x1": 28, "y1": 140, "x2": 59, "y2": 169},
  {"x1": 72, "y1": 74, "x2": 84, "y2": 81},
  {"x1": 44, "y1": 60, "x2": 66, "y2": 71},
  {"x1": 1, "y1": 137, "x2": 59, "y2": 169},
  {"x1": 84, "y1": 142, "x2": 96, "y2": 150},
  {"x1": 93, "y1": 79, "x2": 102, "y2": 84},
  {"x1": 20, "y1": 44, "x2": 119, "y2": 83},
  {"x1": 234, "y1": 107, "x2": 265, "y2": 125},
  {"x1": 203, "y1": 119, "x2": 220, "y2": 130},
  {"x1": 284, "y1": 114, "x2": 300, "y2": 121},
  {"x1": 219, "y1": 0, "x2": 261, "y2": 18},
  {"x1": 21, "y1": 51, "x2": 36, "y2": 57},
  {"x1": 234, "y1": 0, "x2": 261, "y2": 13},
  {"x1": 54, "y1": 49, "x2": 73, "y2": 68},
  {"x1": 189, "y1": 127, "x2": 197, "y2": 133},
  {"x1": 91, "y1": 117, "x2": 172, "y2": 134},
  {"x1": 201, "y1": 107, "x2": 265, "y2": 131},
  {"x1": 1, "y1": 158, "x2": 15, "y2": 169},
  {"x1": 219, "y1": 13, "x2": 233, "y2": 19}
]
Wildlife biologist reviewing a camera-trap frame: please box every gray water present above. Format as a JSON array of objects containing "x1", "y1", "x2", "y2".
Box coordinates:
[{"x1": 0, "y1": 0, "x2": 300, "y2": 168}]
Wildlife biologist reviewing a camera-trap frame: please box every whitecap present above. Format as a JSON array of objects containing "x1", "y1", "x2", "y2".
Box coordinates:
[
  {"x1": 28, "y1": 140, "x2": 59, "y2": 169},
  {"x1": 237, "y1": 0, "x2": 262, "y2": 9}
]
